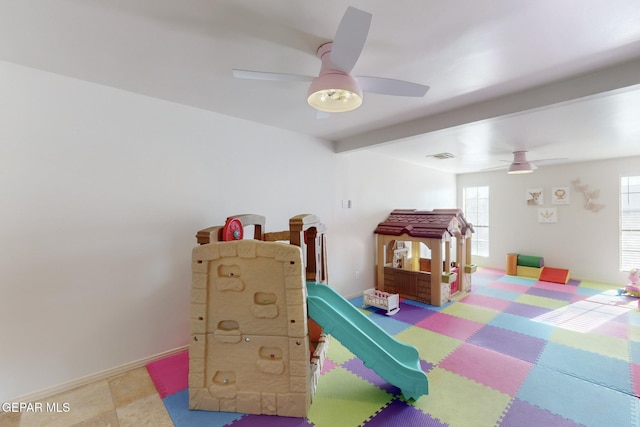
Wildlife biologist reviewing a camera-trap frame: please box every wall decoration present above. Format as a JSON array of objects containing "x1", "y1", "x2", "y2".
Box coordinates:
[
  {"x1": 552, "y1": 186, "x2": 570, "y2": 205},
  {"x1": 571, "y1": 178, "x2": 605, "y2": 212},
  {"x1": 527, "y1": 188, "x2": 544, "y2": 206},
  {"x1": 538, "y1": 208, "x2": 557, "y2": 223}
]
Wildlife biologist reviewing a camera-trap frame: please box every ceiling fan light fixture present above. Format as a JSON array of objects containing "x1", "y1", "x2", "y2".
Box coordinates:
[
  {"x1": 507, "y1": 162, "x2": 534, "y2": 174},
  {"x1": 307, "y1": 72, "x2": 362, "y2": 112}
]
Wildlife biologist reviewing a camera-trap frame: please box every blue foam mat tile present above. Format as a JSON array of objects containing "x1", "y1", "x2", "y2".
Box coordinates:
[
  {"x1": 517, "y1": 366, "x2": 638, "y2": 427},
  {"x1": 163, "y1": 389, "x2": 244, "y2": 427},
  {"x1": 630, "y1": 341, "x2": 640, "y2": 364},
  {"x1": 536, "y1": 342, "x2": 632, "y2": 395},
  {"x1": 366, "y1": 313, "x2": 414, "y2": 335},
  {"x1": 402, "y1": 298, "x2": 452, "y2": 312},
  {"x1": 474, "y1": 286, "x2": 523, "y2": 302},
  {"x1": 497, "y1": 276, "x2": 538, "y2": 286},
  {"x1": 488, "y1": 312, "x2": 554, "y2": 340}
]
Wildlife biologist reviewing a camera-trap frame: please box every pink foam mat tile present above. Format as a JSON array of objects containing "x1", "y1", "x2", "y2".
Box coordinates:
[
  {"x1": 488, "y1": 281, "x2": 531, "y2": 294},
  {"x1": 146, "y1": 350, "x2": 189, "y2": 399},
  {"x1": 439, "y1": 342, "x2": 532, "y2": 395},
  {"x1": 591, "y1": 318, "x2": 629, "y2": 339},
  {"x1": 632, "y1": 363, "x2": 640, "y2": 397},
  {"x1": 320, "y1": 358, "x2": 338, "y2": 374},
  {"x1": 415, "y1": 312, "x2": 484, "y2": 341},
  {"x1": 459, "y1": 294, "x2": 512, "y2": 312},
  {"x1": 533, "y1": 281, "x2": 578, "y2": 294}
]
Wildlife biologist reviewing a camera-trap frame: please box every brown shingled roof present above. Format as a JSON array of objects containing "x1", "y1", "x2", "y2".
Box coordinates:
[{"x1": 374, "y1": 209, "x2": 474, "y2": 239}]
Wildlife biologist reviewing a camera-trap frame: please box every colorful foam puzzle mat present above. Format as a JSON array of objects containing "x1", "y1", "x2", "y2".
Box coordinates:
[{"x1": 147, "y1": 268, "x2": 640, "y2": 427}]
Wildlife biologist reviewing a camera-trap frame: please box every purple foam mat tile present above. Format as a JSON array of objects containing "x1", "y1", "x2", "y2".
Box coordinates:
[
  {"x1": 503, "y1": 301, "x2": 551, "y2": 318},
  {"x1": 363, "y1": 399, "x2": 448, "y2": 427},
  {"x1": 390, "y1": 302, "x2": 437, "y2": 325},
  {"x1": 566, "y1": 279, "x2": 580, "y2": 287},
  {"x1": 342, "y1": 358, "x2": 402, "y2": 395},
  {"x1": 420, "y1": 359, "x2": 434, "y2": 372},
  {"x1": 229, "y1": 415, "x2": 314, "y2": 427},
  {"x1": 525, "y1": 287, "x2": 575, "y2": 301},
  {"x1": 467, "y1": 325, "x2": 547, "y2": 363},
  {"x1": 499, "y1": 399, "x2": 585, "y2": 427}
]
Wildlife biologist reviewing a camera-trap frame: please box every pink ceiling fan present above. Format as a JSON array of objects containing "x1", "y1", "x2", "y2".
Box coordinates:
[
  {"x1": 505, "y1": 150, "x2": 568, "y2": 174},
  {"x1": 232, "y1": 7, "x2": 429, "y2": 113}
]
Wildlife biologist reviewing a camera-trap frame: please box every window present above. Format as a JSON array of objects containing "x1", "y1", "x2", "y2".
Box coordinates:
[
  {"x1": 620, "y1": 176, "x2": 640, "y2": 271},
  {"x1": 463, "y1": 186, "x2": 489, "y2": 257}
]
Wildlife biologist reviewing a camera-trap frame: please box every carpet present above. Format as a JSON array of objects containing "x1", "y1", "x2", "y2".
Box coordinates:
[{"x1": 147, "y1": 268, "x2": 640, "y2": 426}]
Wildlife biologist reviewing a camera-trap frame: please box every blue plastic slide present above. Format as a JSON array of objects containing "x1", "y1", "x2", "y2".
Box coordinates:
[{"x1": 306, "y1": 282, "x2": 428, "y2": 400}]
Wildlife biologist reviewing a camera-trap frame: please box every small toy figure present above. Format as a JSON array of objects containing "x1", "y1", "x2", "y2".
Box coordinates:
[{"x1": 618, "y1": 269, "x2": 640, "y2": 309}]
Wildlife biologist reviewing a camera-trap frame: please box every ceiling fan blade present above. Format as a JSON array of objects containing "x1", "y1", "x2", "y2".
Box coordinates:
[
  {"x1": 329, "y1": 7, "x2": 372, "y2": 73},
  {"x1": 356, "y1": 76, "x2": 430, "y2": 97},
  {"x1": 530, "y1": 158, "x2": 569, "y2": 166},
  {"x1": 232, "y1": 69, "x2": 314, "y2": 82}
]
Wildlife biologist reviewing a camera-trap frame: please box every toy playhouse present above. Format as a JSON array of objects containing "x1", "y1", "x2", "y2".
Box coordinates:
[
  {"x1": 374, "y1": 209, "x2": 476, "y2": 306},
  {"x1": 189, "y1": 213, "x2": 428, "y2": 418}
]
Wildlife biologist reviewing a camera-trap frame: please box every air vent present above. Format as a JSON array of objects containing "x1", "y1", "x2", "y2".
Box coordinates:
[{"x1": 426, "y1": 152, "x2": 455, "y2": 160}]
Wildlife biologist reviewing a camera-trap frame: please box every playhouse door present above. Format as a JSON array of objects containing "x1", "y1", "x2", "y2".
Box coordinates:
[{"x1": 450, "y1": 267, "x2": 459, "y2": 295}]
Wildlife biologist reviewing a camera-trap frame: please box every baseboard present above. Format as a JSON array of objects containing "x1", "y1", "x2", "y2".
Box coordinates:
[
  {"x1": 12, "y1": 345, "x2": 189, "y2": 403},
  {"x1": 345, "y1": 291, "x2": 365, "y2": 300}
]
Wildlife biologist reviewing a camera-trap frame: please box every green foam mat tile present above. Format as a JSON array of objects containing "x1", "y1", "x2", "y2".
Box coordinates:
[
  {"x1": 326, "y1": 335, "x2": 356, "y2": 364},
  {"x1": 411, "y1": 367, "x2": 512, "y2": 427},
  {"x1": 394, "y1": 326, "x2": 462, "y2": 364},
  {"x1": 307, "y1": 367, "x2": 393, "y2": 427},
  {"x1": 440, "y1": 301, "x2": 499, "y2": 324},
  {"x1": 516, "y1": 293, "x2": 569, "y2": 310}
]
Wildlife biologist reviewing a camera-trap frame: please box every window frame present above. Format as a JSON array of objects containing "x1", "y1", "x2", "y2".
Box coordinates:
[
  {"x1": 463, "y1": 185, "x2": 489, "y2": 257},
  {"x1": 620, "y1": 175, "x2": 640, "y2": 271}
]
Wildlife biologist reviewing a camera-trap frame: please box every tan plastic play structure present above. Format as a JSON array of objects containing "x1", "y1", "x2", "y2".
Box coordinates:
[
  {"x1": 374, "y1": 209, "x2": 476, "y2": 306},
  {"x1": 189, "y1": 214, "x2": 329, "y2": 417}
]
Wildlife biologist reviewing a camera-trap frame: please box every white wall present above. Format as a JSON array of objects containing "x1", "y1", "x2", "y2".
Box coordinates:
[
  {"x1": 457, "y1": 156, "x2": 640, "y2": 284},
  {"x1": 331, "y1": 151, "x2": 457, "y2": 296},
  {"x1": 0, "y1": 60, "x2": 456, "y2": 401}
]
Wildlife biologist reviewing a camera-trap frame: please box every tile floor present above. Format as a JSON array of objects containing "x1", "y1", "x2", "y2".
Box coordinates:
[{"x1": 0, "y1": 366, "x2": 173, "y2": 427}]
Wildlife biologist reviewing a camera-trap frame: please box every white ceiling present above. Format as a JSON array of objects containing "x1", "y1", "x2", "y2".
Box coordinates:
[{"x1": 1, "y1": 0, "x2": 639, "y2": 173}]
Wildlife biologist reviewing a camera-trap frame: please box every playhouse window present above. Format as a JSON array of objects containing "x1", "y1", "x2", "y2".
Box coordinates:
[
  {"x1": 463, "y1": 186, "x2": 489, "y2": 257},
  {"x1": 620, "y1": 176, "x2": 640, "y2": 271}
]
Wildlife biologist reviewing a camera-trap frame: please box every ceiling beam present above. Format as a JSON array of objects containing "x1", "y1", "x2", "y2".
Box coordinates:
[{"x1": 334, "y1": 57, "x2": 640, "y2": 153}]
